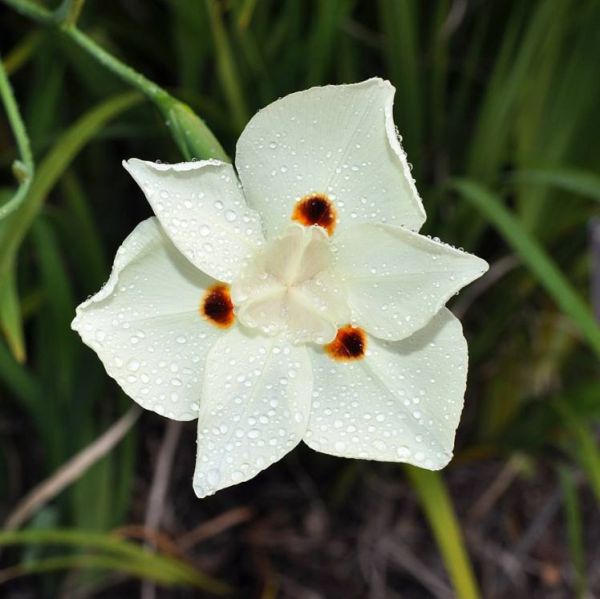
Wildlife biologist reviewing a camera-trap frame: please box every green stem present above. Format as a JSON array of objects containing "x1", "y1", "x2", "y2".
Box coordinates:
[
  {"x1": 66, "y1": 27, "x2": 170, "y2": 104},
  {"x1": 55, "y1": 0, "x2": 86, "y2": 26},
  {"x1": 0, "y1": 51, "x2": 34, "y2": 219},
  {"x1": 2, "y1": 0, "x2": 228, "y2": 161},
  {"x1": 2, "y1": 0, "x2": 165, "y2": 101},
  {"x1": 9, "y1": 93, "x2": 142, "y2": 254}
]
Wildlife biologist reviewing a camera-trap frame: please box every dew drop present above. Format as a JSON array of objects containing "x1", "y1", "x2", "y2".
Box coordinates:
[
  {"x1": 127, "y1": 359, "x2": 140, "y2": 372},
  {"x1": 397, "y1": 446, "x2": 411, "y2": 458}
]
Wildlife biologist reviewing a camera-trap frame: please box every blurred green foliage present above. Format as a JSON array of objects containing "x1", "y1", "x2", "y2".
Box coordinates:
[{"x1": 0, "y1": 0, "x2": 599, "y2": 596}]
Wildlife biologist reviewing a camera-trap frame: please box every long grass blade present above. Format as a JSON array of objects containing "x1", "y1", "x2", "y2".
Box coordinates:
[
  {"x1": 510, "y1": 168, "x2": 600, "y2": 203},
  {"x1": 0, "y1": 554, "x2": 182, "y2": 587},
  {"x1": 559, "y1": 467, "x2": 587, "y2": 598},
  {"x1": 451, "y1": 179, "x2": 600, "y2": 358},
  {"x1": 205, "y1": 0, "x2": 249, "y2": 132},
  {"x1": 0, "y1": 529, "x2": 230, "y2": 592},
  {"x1": 405, "y1": 467, "x2": 481, "y2": 599},
  {"x1": 555, "y1": 401, "x2": 600, "y2": 502}
]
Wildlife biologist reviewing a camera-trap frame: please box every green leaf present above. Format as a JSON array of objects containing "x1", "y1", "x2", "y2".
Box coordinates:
[
  {"x1": 0, "y1": 323, "x2": 41, "y2": 408},
  {"x1": 509, "y1": 168, "x2": 600, "y2": 203},
  {"x1": 0, "y1": 267, "x2": 25, "y2": 362},
  {"x1": 0, "y1": 91, "x2": 141, "y2": 359},
  {"x1": 59, "y1": 172, "x2": 107, "y2": 290},
  {"x1": 306, "y1": 0, "x2": 355, "y2": 87},
  {"x1": 31, "y1": 218, "x2": 76, "y2": 398},
  {"x1": 205, "y1": 0, "x2": 249, "y2": 133},
  {"x1": 555, "y1": 401, "x2": 600, "y2": 502},
  {"x1": 162, "y1": 99, "x2": 230, "y2": 162},
  {"x1": 0, "y1": 528, "x2": 231, "y2": 593},
  {"x1": 0, "y1": 553, "x2": 185, "y2": 587},
  {"x1": 378, "y1": 0, "x2": 422, "y2": 166},
  {"x1": 559, "y1": 467, "x2": 587, "y2": 598},
  {"x1": 451, "y1": 179, "x2": 600, "y2": 359},
  {"x1": 405, "y1": 467, "x2": 481, "y2": 599}
]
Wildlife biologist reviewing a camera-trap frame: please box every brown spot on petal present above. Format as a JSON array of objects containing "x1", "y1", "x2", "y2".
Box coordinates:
[
  {"x1": 292, "y1": 193, "x2": 336, "y2": 235},
  {"x1": 325, "y1": 325, "x2": 367, "y2": 361},
  {"x1": 200, "y1": 284, "x2": 234, "y2": 328}
]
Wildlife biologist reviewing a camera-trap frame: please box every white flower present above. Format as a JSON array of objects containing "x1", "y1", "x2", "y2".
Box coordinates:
[{"x1": 72, "y1": 79, "x2": 488, "y2": 497}]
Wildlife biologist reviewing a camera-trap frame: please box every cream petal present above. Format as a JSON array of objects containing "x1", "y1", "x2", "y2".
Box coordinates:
[
  {"x1": 193, "y1": 328, "x2": 312, "y2": 497},
  {"x1": 72, "y1": 218, "x2": 226, "y2": 420},
  {"x1": 123, "y1": 158, "x2": 264, "y2": 282},
  {"x1": 304, "y1": 309, "x2": 467, "y2": 469},
  {"x1": 235, "y1": 78, "x2": 425, "y2": 239},
  {"x1": 334, "y1": 224, "x2": 488, "y2": 341}
]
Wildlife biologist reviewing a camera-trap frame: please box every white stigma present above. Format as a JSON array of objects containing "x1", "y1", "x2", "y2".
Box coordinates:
[{"x1": 231, "y1": 224, "x2": 349, "y2": 344}]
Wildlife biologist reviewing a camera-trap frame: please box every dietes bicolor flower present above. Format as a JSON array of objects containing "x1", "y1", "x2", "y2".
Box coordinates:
[{"x1": 72, "y1": 79, "x2": 488, "y2": 497}]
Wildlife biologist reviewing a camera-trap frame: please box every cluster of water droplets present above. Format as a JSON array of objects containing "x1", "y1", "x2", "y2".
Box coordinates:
[
  {"x1": 194, "y1": 336, "x2": 310, "y2": 497},
  {"x1": 235, "y1": 82, "x2": 426, "y2": 237},
  {"x1": 73, "y1": 219, "x2": 222, "y2": 421},
  {"x1": 333, "y1": 224, "x2": 488, "y2": 340},
  {"x1": 126, "y1": 160, "x2": 264, "y2": 283},
  {"x1": 305, "y1": 310, "x2": 463, "y2": 469}
]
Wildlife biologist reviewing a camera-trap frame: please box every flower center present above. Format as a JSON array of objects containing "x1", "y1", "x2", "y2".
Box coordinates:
[{"x1": 231, "y1": 224, "x2": 349, "y2": 344}]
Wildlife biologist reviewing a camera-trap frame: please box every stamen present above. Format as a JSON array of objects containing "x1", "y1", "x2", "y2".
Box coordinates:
[
  {"x1": 292, "y1": 193, "x2": 336, "y2": 235},
  {"x1": 325, "y1": 325, "x2": 367, "y2": 361},
  {"x1": 200, "y1": 284, "x2": 234, "y2": 328}
]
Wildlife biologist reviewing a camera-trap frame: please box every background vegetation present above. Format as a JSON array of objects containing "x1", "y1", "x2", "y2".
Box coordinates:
[{"x1": 1, "y1": 0, "x2": 599, "y2": 597}]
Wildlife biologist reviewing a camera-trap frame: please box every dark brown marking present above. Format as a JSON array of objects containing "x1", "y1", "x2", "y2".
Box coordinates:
[
  {"x1": 325, "y1": 325, "x2": 367, "y2": 361},
  {"x1": 292, "y1": 193, "x2": 337, "y2": 235},
  {"x1": 200, "y1": 284, "x2": 234, "y2": 328}
]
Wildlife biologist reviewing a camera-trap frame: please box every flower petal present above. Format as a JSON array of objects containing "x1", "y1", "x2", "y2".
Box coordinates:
[
  {"x1": 235, "y1": 78, "x2": 425, "y2": 239},
  {"x1": 72, "y1": 218, "x2": 224, "y2": 421},
  {"x1": 193, "y1": 328, "x2": 312, "y2": 497},
  {"x1": 334, "y1": 224, "x2": 488, "y2": 341},
  {"x1": 123, "y1": 158, "x2": 264, "y2": 282},
  {"x1": 304, "y1": 309, "x2": 467, "y2": 469}
]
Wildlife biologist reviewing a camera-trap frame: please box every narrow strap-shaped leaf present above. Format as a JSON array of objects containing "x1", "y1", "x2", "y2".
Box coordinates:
[
  {"x1": 0, "y1": 529, "x2": 231, "y2": 592},
  {"x1": 0, "y1": 92, "x2": 141, "y2": 360},
  {"x1": 554, "y1": 401, "x2": 600, "y2": 502},
  {"x1": 0, "y1": 268, "x2": 25, "y2": 362},
  {"x1": 451, "y1": 179, "x2": 600, "y2": 358},
  {"x1": 0, "y1": 554, "x2": 180, "y2": 586},
  {"x1": 205, "y1": 0, "x2": 249, "y2": 132},
  {"x1": 509, "y1": 168, "x2": 600, "y2": 203},
  {"x1": 558, "y1": 466, "x2": 587, "y2": 598},
  {"x1": 405, "y1": 466, "x2": 481, "y2": 599}
]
